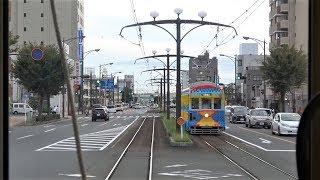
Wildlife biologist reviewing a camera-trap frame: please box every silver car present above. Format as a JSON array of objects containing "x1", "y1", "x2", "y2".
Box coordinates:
[{"x1": 245, "y1": 109, "x2": 273, "y2": 128}]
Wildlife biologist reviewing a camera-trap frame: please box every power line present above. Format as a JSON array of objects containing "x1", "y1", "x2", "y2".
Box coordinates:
[{"x1": 200, "y1": 0, "x2": 262, "y2": 54}]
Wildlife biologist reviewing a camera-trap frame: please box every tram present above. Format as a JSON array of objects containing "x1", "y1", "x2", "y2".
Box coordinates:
[{"x1": 181, "y1": 81, "x2": 225, "y2": 134}]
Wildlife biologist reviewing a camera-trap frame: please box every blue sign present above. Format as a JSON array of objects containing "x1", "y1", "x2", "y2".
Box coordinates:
[
  {"x1": 100, "y1": 79, "x2": 114, "y2": 89},
  {"x1": 31, "y1": 48, "x2": 43, "y2": 61},
  {"x1": 78, "y1": 29, "x2": 84, "y2": 86}
]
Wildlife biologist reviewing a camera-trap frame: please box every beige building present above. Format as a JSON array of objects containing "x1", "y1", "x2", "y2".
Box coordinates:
[
  {"x1": 269, "y1": 0, "x2": 308, "y2": 112},
  {"x1": 9, "y1": 0, "x2": 84, "y2": 113}
]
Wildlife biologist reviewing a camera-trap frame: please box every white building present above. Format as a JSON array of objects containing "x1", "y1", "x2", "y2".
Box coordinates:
[
  {"x1": 239, "y1": 43, "x2": 258, "y2": 55},
  {"x1": 181, "y1": 70, "x2": 189, "y2": 89}
]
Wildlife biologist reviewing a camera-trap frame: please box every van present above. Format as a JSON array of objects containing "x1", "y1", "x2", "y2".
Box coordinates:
[{"x1": 12, "y1": 103, "x2": 33, "y2": 114}]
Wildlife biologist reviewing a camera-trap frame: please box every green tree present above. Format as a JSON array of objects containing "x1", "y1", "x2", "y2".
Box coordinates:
[
  {"x1": 224, "y1": 84, "x2": 235, "y2": 105},
  {"x1": 261, "y1": 45, "x2": 307, "y2": 112},
  {"x1": 121, "y1": 87, "x2": 133, "y2": 103},
  {"x1": 11, "y1": 43, "x2": 65, "y2": 115},
  {"x1": 9, "y1": 31, "x2": 19, "y2": 53}
]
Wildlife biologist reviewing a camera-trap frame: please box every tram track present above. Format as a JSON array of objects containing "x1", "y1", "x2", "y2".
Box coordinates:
[
  {"x1": 105, "y1": 114, "x2": 155, "y2": 180},
  {"x1": 198, "y1": 135, "x2": 298, "y2": 180}
]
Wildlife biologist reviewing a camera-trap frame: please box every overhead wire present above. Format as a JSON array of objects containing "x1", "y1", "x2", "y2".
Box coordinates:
[{"x1": 200, "y1": 0, "x2": 262, "y2": 54}]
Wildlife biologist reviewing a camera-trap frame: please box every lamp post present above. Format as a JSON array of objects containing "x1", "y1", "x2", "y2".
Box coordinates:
[
  {"x1": 99, "y1": 63, "x2": 113, "y2": 105},
  {"x1": 243, "y1": 36, "x2": 266, "y2": 108},
  {"x1": 120, "y1": 8, "x2": 237, "y2": 130},
  {"x1": 135, "y1": 49, "x2": 195, "y2": 119},
  {"x1": 220, "y1": 54, "x2": 237, "y2": 104},
  {"x1": 80, "y1": 48, "x2": 100, "y2": 113},
  {"x1": 62, "y1": 36, "x2": 86, "y2": 117},
  {"x1": 110, "y1": 71, "x2": 121, "y2": 105}
]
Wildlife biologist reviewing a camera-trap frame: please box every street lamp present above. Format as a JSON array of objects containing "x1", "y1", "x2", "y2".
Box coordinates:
[
  {"x1": 110, "y1": 71, "x2": 121, "y2": 105},
  {"x1": 62, "y1": 36, "x2": 86, "y2": 117},
  {"x1": 120, "y1": 9, "x2": 237, "y2": 130},
  {"x1": 80, "y1": 48, "x2": 100, "y2": 113},
  {"x1": 243, "y1": 36, "x2": 267, "y2": 108},
  {"x1": 219, "y1": 54, "x2": 237, "y2": 104}
]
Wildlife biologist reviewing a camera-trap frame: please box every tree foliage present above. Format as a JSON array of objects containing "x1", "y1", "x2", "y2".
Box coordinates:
[
  {"x1": 121, "y1": 87, "x2": 133, "y2": 103},
  {"x1": 261, "y1": 45, "x2": 307, "y2": 111},
  {"x1": 11, "y1": 43, "x2": 65, "y2": 115},
  {"x1": 9, "y1": 31, "x2": 19, "y2": 53}
]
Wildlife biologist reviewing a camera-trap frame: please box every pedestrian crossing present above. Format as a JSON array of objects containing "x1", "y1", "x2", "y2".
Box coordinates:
[{"x1": 36, "y1": 125, "x2": 130, "y2": 151}]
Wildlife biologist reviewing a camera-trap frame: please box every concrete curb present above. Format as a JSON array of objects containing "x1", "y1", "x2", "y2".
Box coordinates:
[
  {"x1": 160, "y1": 116, "x2": 193, "y2": 147},
  {"x1": 25, "y1": 117, "x2": 71, "y2": 126}
]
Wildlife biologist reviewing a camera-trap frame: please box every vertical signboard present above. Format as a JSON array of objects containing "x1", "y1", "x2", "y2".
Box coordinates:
[{"x1": 78, "y1": 29, "x2": 84, "y2": 86}]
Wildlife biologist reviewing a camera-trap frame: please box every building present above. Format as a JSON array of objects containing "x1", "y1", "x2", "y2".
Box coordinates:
[
  {"x1": 269, "y1": 0, "x2": 308, "y2": 111},
  {"x1": 181, "y1": 70, "x2": 189, "y2": 89},
  {"x1": 189, "y1": 51, "x2": 218, "y2": 84},
  {"x1": 9, "y1": 0, "x2": 84, "y2": 113},
  {"x1": 236, "y1": 55, "x2": 266, "y2": 108},
  {"x1": 239, "y1": 43, "x2": 258, "y2": 55}
]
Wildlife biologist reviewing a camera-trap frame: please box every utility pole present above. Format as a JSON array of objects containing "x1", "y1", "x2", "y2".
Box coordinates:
[
  {"x1": 117, "y1": 76, "x2": 120, "y2": 103},
  {"x1": 89, "y1": 72, "x2": 92, "y2": 108}
]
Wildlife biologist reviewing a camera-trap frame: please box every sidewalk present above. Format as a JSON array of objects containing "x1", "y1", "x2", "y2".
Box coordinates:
[{"x1": 9, "y1": 114, "x2": 73, "y2": 127}]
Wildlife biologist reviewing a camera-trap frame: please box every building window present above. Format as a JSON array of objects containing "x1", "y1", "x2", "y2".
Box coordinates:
[
  {"x1": 41, "y1": 0, "x2": 43, "y2": 3},
  {"x1": 41, "y1": 41, "x2": 44, "y2": 45},
  {"x1": 24, "y1": 13, "x2": 26, "y2": 17},
  {"x1": 24, "y1": 0, "x2": 26, "y2": 3},
  {"x1": 238, "y1": 59, "x2": 242, "y2": 66},
  {"x1": 41, "y1": 13, "x2": 44, "y2": 17},
  {"x1": 253, "y1": 75, "x2": 263, "y2": 81},
  {"x1": 41, "y1": 27, "x2": 44, "y2": 31},
  {"x1": 24, "y1": 27, "x2": 27, "y2": 31}
]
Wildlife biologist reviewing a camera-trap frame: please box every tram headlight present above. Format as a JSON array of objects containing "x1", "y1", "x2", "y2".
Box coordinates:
[{"x1": 205, "y1": 113, "x2": 209, "y2": 118}]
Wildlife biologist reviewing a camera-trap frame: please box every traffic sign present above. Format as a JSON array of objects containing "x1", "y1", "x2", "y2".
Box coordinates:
[
  {"x1": 177, "y1": 117, "x2": 185, "y2": 126},
  {"x1": 31, "y1": 48, "x2": 43, "y2": 61}
]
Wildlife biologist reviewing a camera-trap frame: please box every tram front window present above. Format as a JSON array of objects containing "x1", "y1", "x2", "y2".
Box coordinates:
[
  {"x1": 191, "y1": 98, "x2": 199, "y2": 109},
  {"x1": 214, "y1": 98, "x2": 222, "y2": 109},
  {"x1": 202, "y1": 98, "x2": 212, "y2": 109}
]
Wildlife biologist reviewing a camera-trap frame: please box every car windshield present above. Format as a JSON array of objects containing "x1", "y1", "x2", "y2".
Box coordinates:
[
  {"x1": 234, "y1": 107, "x2": 247, "y2": 114},
  {"x1": 281, "y1": 114, "x2": 301, "y2": 121},
  {"x1": 6, "y1": 0, "x2": 311, "y2": 179},
  {"x1": 251, "y1": 110, "x2": 269, "y2": 116}
]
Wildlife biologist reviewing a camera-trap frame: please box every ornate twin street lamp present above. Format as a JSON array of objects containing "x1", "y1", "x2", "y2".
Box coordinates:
[
  {"x1": 120, "y1": 8, "x2": 237, "y2": 130},
  {"x1": 243, "y1": 36, "x2": 267, "y2": 108}
]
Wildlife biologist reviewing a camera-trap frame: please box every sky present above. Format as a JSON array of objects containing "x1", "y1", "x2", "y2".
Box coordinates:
[{"x1": 83, "y1": 0, "x2": 270, "y2": 93}]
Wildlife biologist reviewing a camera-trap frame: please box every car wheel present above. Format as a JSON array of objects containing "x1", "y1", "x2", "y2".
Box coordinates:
[
  {"x1": 268, "y1": 125, "x2": 271, "y2": 129},
  {"x1": 278, "y1": 127, "x2": 282, "y2": 136},
  {"x1": 92, "y1": 118, "x2": 95, "y2": 122},
  {"x1": 13, "y1": 111, "x2": 18, "y2": 114},
  {"x1": 105, "y1": 117, "x2": 108, "y2": 121}
]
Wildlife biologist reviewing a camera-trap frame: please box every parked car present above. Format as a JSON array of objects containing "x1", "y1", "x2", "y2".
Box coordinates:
[
  {"x1": 107, "y1": 105, "x2": 117, "y2": 113},
  {"x1": 230, "y1": 106, "x2": 248, "y2": 123},
  {"x1": 271, "y1": 113, "x2": 301, "y2": 135},
  {"x1": 12, "y1": 103, "x2": 33, "y2": 114},
  {"x1": 245, "y1": 108, "x2": 273, "y2": 128},
  {"x1": 116, "y1": 104, "x2": 124, "y2": 111},
  {"x1": 134, "y1": 103, "x2": 141, "y2": 109},
  {"x1": 92, "y1": 108, "x2": 109, "y2": 122}
]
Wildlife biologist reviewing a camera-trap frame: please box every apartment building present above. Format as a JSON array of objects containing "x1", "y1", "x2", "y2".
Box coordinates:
[
  {"x1": 269, "y1": 0, "x2": 308, "y2": 111},
  {"x1": 189, "y1": 51, "x2": 218, "y2": 84}
]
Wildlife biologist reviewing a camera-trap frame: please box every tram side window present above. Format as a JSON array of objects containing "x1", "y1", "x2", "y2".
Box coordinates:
[
  {"x1": 202, "y1": 98, "x2": 212, "y2": 109},
  {"x1": 214, "y1": 98, "x2": 221, "y2": 109},
  {"x1": 191, "y1": 98, "x2": 199, "y2": 109}
]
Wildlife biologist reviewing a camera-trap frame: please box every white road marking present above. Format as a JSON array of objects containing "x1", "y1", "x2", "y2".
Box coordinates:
[
  {"x1": 58, "y1": 173, "x2": 96, "y2": 178},
  {"x1": 158, "y1": 169, "x2": 242, "y2": 179},
  {"x1": 17, "y1": 134, "x2": 34, "y2": 140},
  {"x1": 223, "y1": 132, "x2": 295, "y2": 152},
  {"x1": 113, "y1": 124, "x2": 121, "y2": 126},
  {"x1": 61, "y1": 124, "x2": 72, "y2": 127},
  {"x1": 36, "y1": 118, "x2": 139, "y2": 151},
  {"x1": 116, "y1": 116, "x2": 120, "y2": 118},
  {"x1": 44, "y1": 128, "x2": 56, "y2": 133},
  {"x1": 165, "y1": 164, "x2": 188, "y2": 168},
  {"x1": 81, "y1": 124, "x2": 88, "y2": 127},
  {"x1": 259, "y1": 138, "x2": 271, "y2": 144},
  {"x1": 43, "y1": 125, "x2": 55, "y2": 128},
  {"x1": 225, "y1": 126, "x2": 230, "y2": 129}
]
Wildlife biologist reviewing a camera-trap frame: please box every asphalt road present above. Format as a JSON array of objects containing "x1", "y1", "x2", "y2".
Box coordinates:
[{"x1": 9, "y1": 109, "x2": 298, "y2": 180}]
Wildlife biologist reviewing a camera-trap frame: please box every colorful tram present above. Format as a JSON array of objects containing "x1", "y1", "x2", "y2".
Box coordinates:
[{"x1": 181, "y1": 81, "x2": 225, "y2": 134}]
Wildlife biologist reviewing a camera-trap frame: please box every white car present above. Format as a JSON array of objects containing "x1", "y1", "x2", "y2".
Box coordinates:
[
  {"x1": 107, "y1": 105, "x2": 117, "y2": 113},
  {"x1": 271, "y1": 113, "x2": 301, "y2": 135},
  {"x1": 12, "y1": 103, "x2": 33, "y2": 114},
  {"x1": 245, "y1": 108, "x2": 273, "y2": 128}
]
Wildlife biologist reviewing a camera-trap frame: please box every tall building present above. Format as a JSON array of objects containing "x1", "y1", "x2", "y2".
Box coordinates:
[
  {"x1": 269, "y1": 0, "x2": 308, "y2": 111},
  {"x1": 239, "y1": 43, "x2": 258, "y2": 55},
  {"x1": 269, "y1": 0, "x2": 308, "y2": 52},
  {"x1": 189, "y1": 51, "x2": 218, "y2": 84},
  {"x1": 181, "y1": 70, "x2": 189, "y2": 89},
  {"x1": 9, "y1": 0, "x2": 84, "y2": 112}
]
